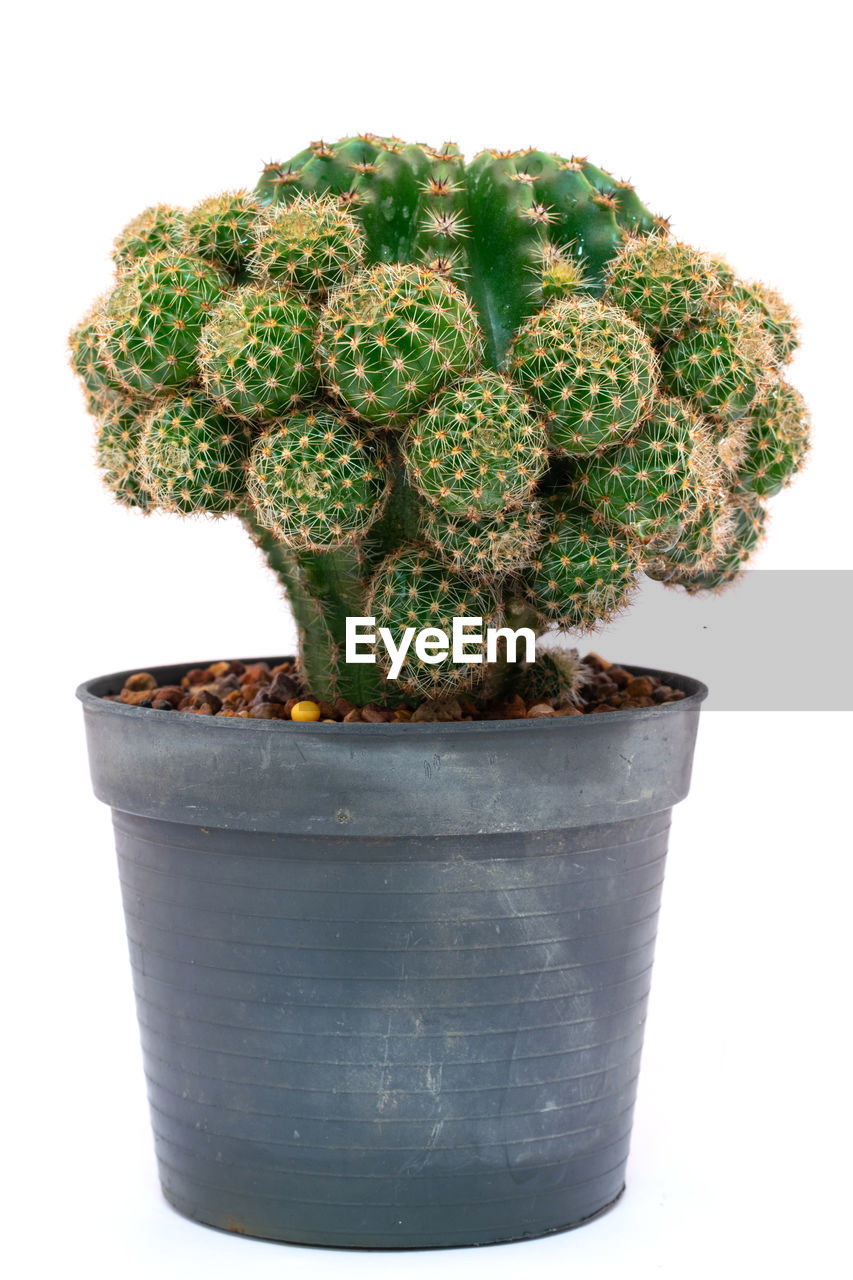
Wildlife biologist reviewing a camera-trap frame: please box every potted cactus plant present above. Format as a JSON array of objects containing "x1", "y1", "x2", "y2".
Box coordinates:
[{"x1": 74, "y1": 135, "x2": 809, "y2": 1249}]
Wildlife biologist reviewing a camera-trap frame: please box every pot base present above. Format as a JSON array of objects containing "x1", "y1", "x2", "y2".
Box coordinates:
[{"x1": 161, "y1": 1184, "x2": 626, "y2": 1250}]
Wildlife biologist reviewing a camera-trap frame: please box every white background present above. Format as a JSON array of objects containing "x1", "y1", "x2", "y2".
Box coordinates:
[{"x1": 3, "y1": 2, "x2": 851, "y2": 1277}]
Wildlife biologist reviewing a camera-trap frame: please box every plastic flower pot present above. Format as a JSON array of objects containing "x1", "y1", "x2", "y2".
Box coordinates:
[{"x1": 78, "y1": 658, "x2": 706, "y2": 1249}]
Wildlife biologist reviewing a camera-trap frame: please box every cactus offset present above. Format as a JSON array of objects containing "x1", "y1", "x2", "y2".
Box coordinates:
[
  {"x1": 508, "y1": 296, "x2": 657, "y2": 455},
  {"x1": 317, "y1": 263, "x2": 483, "y2": 423},
  {"x1": 70, "y1": 140, "x2": 812, "y2": 704},
  {"x1": 402, "y1": 372, "x2": 548, "y2": 513},
  {"x1": 250, "y1": 194, "x2": 365, "y2": 295},
  {"x1": 247, "y1": 409, "x2": 389, "y2": 551},
  {"x1": 199, "y1": 285, "x2": 318, "y2": 420},
  {"x1": 185, "y1": 191, "x2": 260, "y2": 274},
  {"x1": 140, "y1": 396, "x2": 251, "y2": 514}
]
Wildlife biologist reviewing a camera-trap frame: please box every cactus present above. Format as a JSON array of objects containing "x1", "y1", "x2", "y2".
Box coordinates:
[
  {"x1": 96, "y1": 251, "x2": 227, "y2": 395},
  {"x1": 402, "y1": 372, "x2": 548, "y2": 513},
  {"x1": 508, "y1": 296, "x2": 657, "y2": 455},
  {"x1": 199, "y1": 284, "x2": 318, "y2": 420},
  {"x1": 574, "y1": 398, "x2": 722, "y2": 546},
  {"x1": 317, "y1": 263, "x2": 483, "y2": 423},
  {"x1": 94, "y1": 396, "x2": 152, "y2": 511},
  {"x1": 366, "y1": 547, "x2": 501, "y2": 697},
  {"x1": 660, "y1": 303, "x2": 775, "y2": 422},
  {"x1": 646, "y1": 494, "x2": 768, "y2": 593},
  {"x1": 250, "y1": 194, "x2": 364, "y2": 295},
  {"x1": 524, "y1": 499, "x2": 639, "y2": 631},
  {"x1": 140, "y1": 396, "x2": 251, "y2": 514},
  {"x1": 420, "y1": 501, "x2": 544, "y2": 576},
  {"x1": 733, "y1": 381, "x2": 810, "y2": 497},
  {"x1": 71, "y1": 139, "x2": 811, "y2": 705},
  {"x1": 247, "y1": 409, "x2": 389, "y2": 550},
  {"x1": 113, "y1": 205, "x2": 186, "y2": 267},
  {"x1": 603, "y1": 235, "x2": 724, "y2": 338},
  {"x1": 185, "y1": 190, "x2": 260, "y2": 273}
]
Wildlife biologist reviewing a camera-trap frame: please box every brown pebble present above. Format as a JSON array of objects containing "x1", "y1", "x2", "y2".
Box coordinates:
[
  {"x1": 411, "y1": 699, "x2": 463, "y2": 722},
  {"x1": 393, "y1": 708, "x2": 413, "y2": 722},
  {"x1": 665, "y1": 688, "x2": 686, "y2": 701},
  {"x1": 152, "y1": 685, "x2": 183, "y2": 706},
  {"x1": 151, "y1": 699, "x2": 175, "y2": 711},
  {"x1": 652, "y1": 685, "x2": 673, "y2": 702},
  {"x1": 227, "y1": 660, "x2": 246, "y2": 676},
  {"x1": 191, "y1": 690, "x2": 222, "y2": 713},
  {"x1": 120, "y1": 687, "x2": 157, "y2": 706},
  {"x1": 625, "y1": 676, "x2": 655, "y2": 698},
  {"x1": 123, "y1": 672, "x2": 156, "y2": 692},
  {"x1": 591, "y1": 703, "x2": 618, "y2": 713},
  {"x1": 608, "y1": 666, "x2": 632, "y2": 688},
  {"x1": 181, "y1": 668, "x2": 209, "y2": 689},
  {"x1": 503, "y1": 694, "x2": 528, "y2": 720},
  {"x1": 334, "y1": 697, "x2": 356, "y2": 717},
  {"x1": 584, "y1": 652, "x2": 611, "y2": 672},
  {"x1": 242, "y1": 663, "x2": 271, "y2": 684},
  {"x1": 343, "y1": 708, "x2": 363, "y2": 723},
  {"x1": 555, "y1": 705, "x2": 582, "y2": 716},
  {"x1": 267, "y1": 670, "x2": 300, "y2": 703},
  {"x1": 249, "y1": 703, "x2": 285, "y2": 719},
  {"x1": 361, "y1": 704, "x2": 388, "y2": 723},
  {"x1": 316, "y1": 701, "x2": 336, "y2": 720},
  {"x1": 208, "y1": 661, "x2": 230, "y2": 678},
  {"x1": 527, "y1": 703, "x2": 557, "y2": 718}
]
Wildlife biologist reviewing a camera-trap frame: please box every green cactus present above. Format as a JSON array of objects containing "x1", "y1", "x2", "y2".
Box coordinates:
[
  {"x1": 733, "y1": 380, "x2": 811, "y2": 497},
  {"x1": 71, "y1": 147, "x2": 811, "y2": 705},
  {"x1": 508, "y1": 296, "x2": 657, "y2": 455},
  {"x1": 113, "y1": 204, "x2": 186, "y2": 267},
  {"x1": 366, "y1": 546, "x2": 501, "y2": 697},
  {"x1": 140, "y1": 395, "x2": 251, "y2": 514},
  {"x1": 525, "y1": 499, "x2": 639, "y2": 631},
  {"x1": 574, "y1": 398, "x2": 721, "y2": 546},
  {"x1": 317, "y1": 263, "x2": 483, "y2": 423},
  {"x1": 402, "y1": 372, "x2": 548, "y2": 513},
  {"x1": 94, "y1": 395, "x2": 153, "y2": 511},
  {"x1": 730, "y1": 280, "x2": 799, "y2": 366},
  {"x1": 420, "y1": 500, "x2": 544, "y2": 576},
  {"x1": 257, "y1": 138, "x2": 661, "y2": 366},
  {"x1": 510, "y1": 647, "x2": 590, "y2": 708},
  {"x1": 185, "y1": 190, "x2": 260, "y2": 273},
  {"x1": 660, "y1": 303, "x2": 775, "y2": 422},
  {"x1": 647, "y1": 494, "x2": 768, "y2": 593},
  {"x1": 96, "y1": 251, "x2": 227, "y2": 395},
  {"x1": 199, "y1": 284, "x2": 318, "y2": 420},
  {"x1": 603, "y1": 234, "x2": 724, "y2": 338},
  {"x1": 250, "y1": 193, "x2": 365, "y2": 295},
  {"x1": 69, "y1": 306, "x2": 124, "y2": 404},
  {"x1": 247, "y1": 409, "x2": 389, "y2": 551}
]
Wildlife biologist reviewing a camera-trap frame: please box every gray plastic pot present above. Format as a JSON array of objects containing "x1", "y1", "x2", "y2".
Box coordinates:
[{"x1": 78, "y1": 658, "x2": 706, "y2": 1250}]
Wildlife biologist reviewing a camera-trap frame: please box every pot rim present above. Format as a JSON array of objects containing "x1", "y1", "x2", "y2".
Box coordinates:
[{"x1": 76, "y1": 657, "x2": 708, "y2": 736}]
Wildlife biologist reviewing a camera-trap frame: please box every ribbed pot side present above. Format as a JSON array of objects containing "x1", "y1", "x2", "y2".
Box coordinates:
[{"x1": 78, "y1": 659, "x2": 706, "y2": 1250}]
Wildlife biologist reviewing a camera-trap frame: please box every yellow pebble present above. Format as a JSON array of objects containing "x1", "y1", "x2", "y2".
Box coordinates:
[{"x1": 291, "y1": 700, "x2": 321, "y2": 722}]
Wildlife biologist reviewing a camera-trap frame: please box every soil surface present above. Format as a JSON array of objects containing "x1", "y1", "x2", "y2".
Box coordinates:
[{"x1": 105, "y1": 654, "x2": 687, "y2": 722}]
